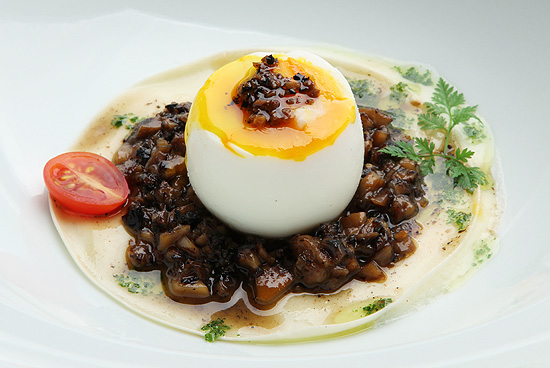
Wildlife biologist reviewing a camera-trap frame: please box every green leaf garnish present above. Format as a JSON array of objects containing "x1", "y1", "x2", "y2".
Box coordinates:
[
  {"x1": 346, "y1": 78, "x2": 379, "y2": 106},
  {"x1": 380, "y1": 141, "x2": 420, "y2": 161},
  {"x1": 201, "y1": 318, "x2": 231, "y2": 342},
  {"x1": 394, "y1": 66, "x2": 434, "y2": 86},
  {"x1": 472, "y1": 239, "x2": 494, "y2": 266},
  {"x1": 380, "y1": 78, "x2": 487, "y2": 193},
  {"x1": 389, "y1": 82, "x2": 409, "y2": 103},
  {"x1": 418, "y1": 112, "x2": 447, "y2": 132},
  {"x1": 347, "y1": 78, "x2": 375, "y2": 99},
  {"x1": 362, "y1": 298, "x2": 393, "y2": 316},
  {"x1": 111, "y1": 113, "x2": 144, "y2": 130},
  {"x1": 113, "y1": 274, "x2": 154, "y2": 295},
  {"x1": 447, "y1": 209, "x2": 472, "y2": 232}
]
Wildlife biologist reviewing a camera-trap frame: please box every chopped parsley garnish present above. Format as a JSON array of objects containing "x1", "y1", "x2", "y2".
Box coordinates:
[
  {"x1": 385, "y1": 108, "x2": 416, "y2": 130},
  {"x1": 394, "y1": 65, "x2": 434, "y2": 86},
  {"x1": 348, "y1": 78, "x2": 375, "y2": 98},
  {"x1": 447, "y1": 209, "x2": 472, "y2": 232},
  {"x1": 201, "y1": 318, "x2": 231, "y2": 342},
  {"x1": 389, "y1": 81, "x2": 409, "y2": 103},
  {"x1": 113, "y1": 274, "x2": 154, "y2": 295},
  {"x1": 472, "y1": 240, "x2": 494, "y2": 267},
  {"x1": 362, "y1": 298, "x2": 393, "y2": 316},
  {"x1": 347, "y1": 78, "x2": 379, "y2": 105},
  {"x1": 462, "y1": 119, "x2": 487, "y2": 144},
  {"x1": 111, "y1": 113, "x2": 143, "y2": 130},
  {"x1": 380, "y1": 78, "x2": 487, "y2": 193}
]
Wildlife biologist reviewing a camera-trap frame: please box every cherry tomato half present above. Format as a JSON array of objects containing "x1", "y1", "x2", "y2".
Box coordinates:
[{"x1": 43, "y1": 152, "x2": 129, "y2": 216}]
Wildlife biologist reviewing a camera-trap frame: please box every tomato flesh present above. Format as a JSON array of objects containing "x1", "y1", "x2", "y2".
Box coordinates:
[{"x1": 44, "y1": 152, "x2": 129, "y2": 215}]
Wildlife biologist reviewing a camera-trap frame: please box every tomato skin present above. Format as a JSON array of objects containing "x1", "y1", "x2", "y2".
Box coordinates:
[{"x1": 43, "y1": 152, "x2": 129, "y2": 216}]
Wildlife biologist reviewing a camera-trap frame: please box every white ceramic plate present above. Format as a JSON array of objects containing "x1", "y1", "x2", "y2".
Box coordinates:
[{"x1": 1, "y1": 1, "x2": 549, "y2": 366}]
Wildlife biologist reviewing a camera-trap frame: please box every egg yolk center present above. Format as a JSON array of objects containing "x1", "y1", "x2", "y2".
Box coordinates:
[{"x1": 187, "y1": 53, "x2": 356, "y2": 161}]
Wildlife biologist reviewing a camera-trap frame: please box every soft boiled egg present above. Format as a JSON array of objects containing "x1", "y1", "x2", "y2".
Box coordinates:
[{"x1": 184, "y1": 51, "x2": 364, "y2": 237}]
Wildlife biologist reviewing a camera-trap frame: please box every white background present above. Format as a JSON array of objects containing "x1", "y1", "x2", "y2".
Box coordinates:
[{"x1": 1, "y1": 1, "x2": 549, "y2": 367}]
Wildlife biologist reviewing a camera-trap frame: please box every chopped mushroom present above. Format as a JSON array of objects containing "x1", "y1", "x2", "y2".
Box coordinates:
[
  {"x1": 114, "y1": 101, "x2": 426, "y2": 307},
  {"x1": 253, "y1": 265, "x2": 294, "y2": 305}
]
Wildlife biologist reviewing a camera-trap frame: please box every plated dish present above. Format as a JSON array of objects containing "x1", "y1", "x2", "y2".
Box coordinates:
[
  {"x1": 46, "y1": 47, "x2": 501, "y2": 341},
  {"x1": 3, "y1": 2, "x2": 550, "y2": 366}
]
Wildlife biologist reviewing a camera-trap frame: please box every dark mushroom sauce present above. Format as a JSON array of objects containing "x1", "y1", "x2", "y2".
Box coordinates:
[
  {"x1": 113, "y1": 102, "x2": 427, "y2": 309},
  {"x1": 232, "y1": 54, "x2": 320, "y2": 127}
]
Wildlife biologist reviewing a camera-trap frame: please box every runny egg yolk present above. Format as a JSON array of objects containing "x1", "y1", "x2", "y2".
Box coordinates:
[{"x1": 186, "y1": 53, "x2": 357, "y2": 161}]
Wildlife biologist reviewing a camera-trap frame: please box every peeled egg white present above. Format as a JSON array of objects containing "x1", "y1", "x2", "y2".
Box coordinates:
[{"x1": 185, "y1": 51, "x2": 364, "y2": 237}]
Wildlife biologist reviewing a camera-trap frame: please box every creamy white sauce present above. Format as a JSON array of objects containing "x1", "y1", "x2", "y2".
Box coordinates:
[{"x1": 51, "y1": 47, "x2": 502, "y2": 342}]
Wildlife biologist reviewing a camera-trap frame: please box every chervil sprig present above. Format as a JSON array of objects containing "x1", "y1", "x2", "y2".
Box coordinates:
[{"x1": 380, "y1": 78, "x2": 487, "y2": 193}]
